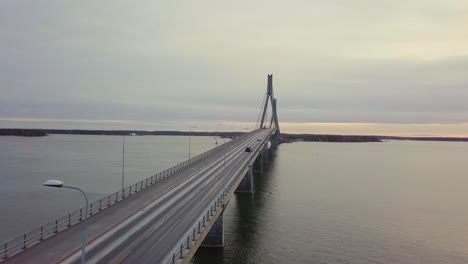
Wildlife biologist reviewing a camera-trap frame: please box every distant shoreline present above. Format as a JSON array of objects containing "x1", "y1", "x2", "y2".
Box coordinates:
[
  {"x1": 1, "y1": 128, "x2": 468, "y2": 143},
  {"x1": 281, "y1": 134, "x2": 468, "y2": 143},
  {"x1": 0, "y1": 129, "x2": 47, "y2": 137}
]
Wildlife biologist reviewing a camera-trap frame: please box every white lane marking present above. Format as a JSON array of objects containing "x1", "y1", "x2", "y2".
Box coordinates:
[{"x1": 116, "y1": 250, "x2": 132, "y2": 264}]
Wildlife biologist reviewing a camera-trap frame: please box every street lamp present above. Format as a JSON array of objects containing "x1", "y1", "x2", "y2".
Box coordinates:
[
  {"x1": 188, "y1": 126, "x2": 197, "y2": 160},
  {"x1": 43, "y1": 180, "x2": 88, "y2": 264},
  {"x1": 216, "y1": 124, "x2": 222, "y2": 136},
  {"x1": 221, "y1": 138, "x2": 226, "y2": 168},
  {"x1": 216, "y1": 123, "x2": 223, "y2": 146},
  {"x1": 220, "y1": 136, "x2": 230, "y2": 195},
  {"x1": 232, "y1": 121, "x2": 237, "y2": 138},
  {"x1": 122, "y1": 135, "x2": 126, "y2": 190},
  {"x1": 217, "y1": 124, "x2": 228, "y2": 188}
]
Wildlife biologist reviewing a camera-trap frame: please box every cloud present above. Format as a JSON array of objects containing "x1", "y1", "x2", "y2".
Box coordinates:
[{"x1": 1, "y1": 0, "x2": 468, "y2": 134}]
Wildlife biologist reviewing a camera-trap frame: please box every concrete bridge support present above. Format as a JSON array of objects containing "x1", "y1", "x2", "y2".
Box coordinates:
[
  {"x1": 268, "y1": 147, "x2": 274, "y2": 159},
  {"x1": 252, "y1": 142, "x2": 273, "y2": 174},
  {"x1": 201, "y1": 212, "x2": 224, "y2": 247},
  {"x1": 262, "y1": 143, "x2": 269, "y2": 163},
  {"x1": 235, "y1": 166, "x2": 253, "y2": 193},
  {"x1": 253, "y1": 153, "x2": 264, "y2": 173}
]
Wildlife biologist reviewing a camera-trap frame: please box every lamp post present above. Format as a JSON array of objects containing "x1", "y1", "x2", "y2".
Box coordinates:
[
  {"x1": 188, "y1": 126, "x2": 197, "y2": 160},
  {"x1": 216, "y1": 123, "x2": 223, "y2": 146},
  {"x1": 218, "y1": 124, "x2": 227, "y2": 187},
  {"x1": 122, "y1": 135, "x2": 126, "y2": 190},
  {"x1": 43, "y1": 180, "x2": 88, "y2": 264},
  {"x1": 221, "y1": 138, "x2": 226, "y2": 168},
  {"x1": 232, "y1": 121, "x2": 236, "y2": 138},
  {"x1": 221, "y1": 136, "x2": 228, "y2": 191}
]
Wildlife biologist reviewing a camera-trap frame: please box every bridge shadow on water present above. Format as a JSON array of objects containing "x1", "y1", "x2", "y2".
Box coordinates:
[{"x1": 192, "y1": 150, "x2": 280, "y2": 264}]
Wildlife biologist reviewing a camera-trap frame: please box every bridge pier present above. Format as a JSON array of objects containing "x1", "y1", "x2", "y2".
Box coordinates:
[
  {"x1": 253, "y1": 153, "x2": 264, "y2": 173},
  {"x1": 268, "y1": 147, "x2": 274, "y2": 159},
  {"x1": 201, "y1": 211, "x2": 224, "y2": 247},
  {"x1": 263, "y1": 144, "x2": 269, "y2": 163},
  {"x1": 259, "y1": 154, "x2": 264, "y2": 173},
  {"x1": 235, "y1": 166, "x2": 253, "y2": 193}
]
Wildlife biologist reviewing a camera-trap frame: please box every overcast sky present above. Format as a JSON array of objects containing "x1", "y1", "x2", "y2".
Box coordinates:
[{"x1": 1, "y1": 1, "x2": 468, "y2": 135}]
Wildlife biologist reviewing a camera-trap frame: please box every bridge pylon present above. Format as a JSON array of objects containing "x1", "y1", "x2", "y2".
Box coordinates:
[{"x1": 259, "y1": 74, "x2": 281, "y2": 149}]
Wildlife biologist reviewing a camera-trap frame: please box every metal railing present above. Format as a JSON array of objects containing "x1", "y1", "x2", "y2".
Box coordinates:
[
  {"x1": 0, "y1": 134, "x2": 246, "y2": 261},
  {"x1": 166, "y1": 168, "x2": 238, "y2": 264}
]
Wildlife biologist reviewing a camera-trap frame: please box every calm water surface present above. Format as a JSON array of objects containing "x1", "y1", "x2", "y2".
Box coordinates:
[
  {"x1": 1, "y1": 136, "x2": 468, "y2": 264},
  {"x1": 195, "y1": 141, "x2": 468, "y2": 264}
]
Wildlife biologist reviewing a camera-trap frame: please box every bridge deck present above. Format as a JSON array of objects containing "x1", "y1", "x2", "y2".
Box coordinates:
[{"x1": 4, "y1": 129, "x2": 273, "y2": 264}]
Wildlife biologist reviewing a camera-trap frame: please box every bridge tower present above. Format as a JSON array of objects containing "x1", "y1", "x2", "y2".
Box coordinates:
[
  {"x1": 259, "y1": 74, "x2": 281, "y2": 149},
  {"x1": 202, "y1": 75, "x2": 282, "y2": 248}
]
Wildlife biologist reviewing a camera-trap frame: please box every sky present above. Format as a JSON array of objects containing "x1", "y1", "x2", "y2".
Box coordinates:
[{"x1": 1, "y1": 0, "x2": 468, "y2": 136}]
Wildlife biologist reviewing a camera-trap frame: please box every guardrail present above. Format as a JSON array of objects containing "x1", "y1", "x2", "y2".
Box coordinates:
[
  {"x1": 165, "y1": 129, "x2": 274, "y2": 264},
  {"x1": 166, "y1": 155, "x2": 249, "y2": 264},
  {"x1": 0, "y1": 132, "x2": 250, "y2": 261}
]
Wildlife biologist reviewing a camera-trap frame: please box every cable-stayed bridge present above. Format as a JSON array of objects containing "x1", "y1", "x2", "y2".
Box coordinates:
[{"x1": 1, "y1": 74, "x2": 281, "y2": 264}]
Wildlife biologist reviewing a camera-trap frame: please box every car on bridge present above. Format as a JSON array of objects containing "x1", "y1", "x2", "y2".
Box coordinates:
[{"x1": 245, "y1": 147, "x2": 251, "y2": 152}]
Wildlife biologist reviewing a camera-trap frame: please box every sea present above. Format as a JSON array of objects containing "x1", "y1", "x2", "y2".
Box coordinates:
[{"x1": 1, "y1": 135, "x2": 468, "y2": 264}]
